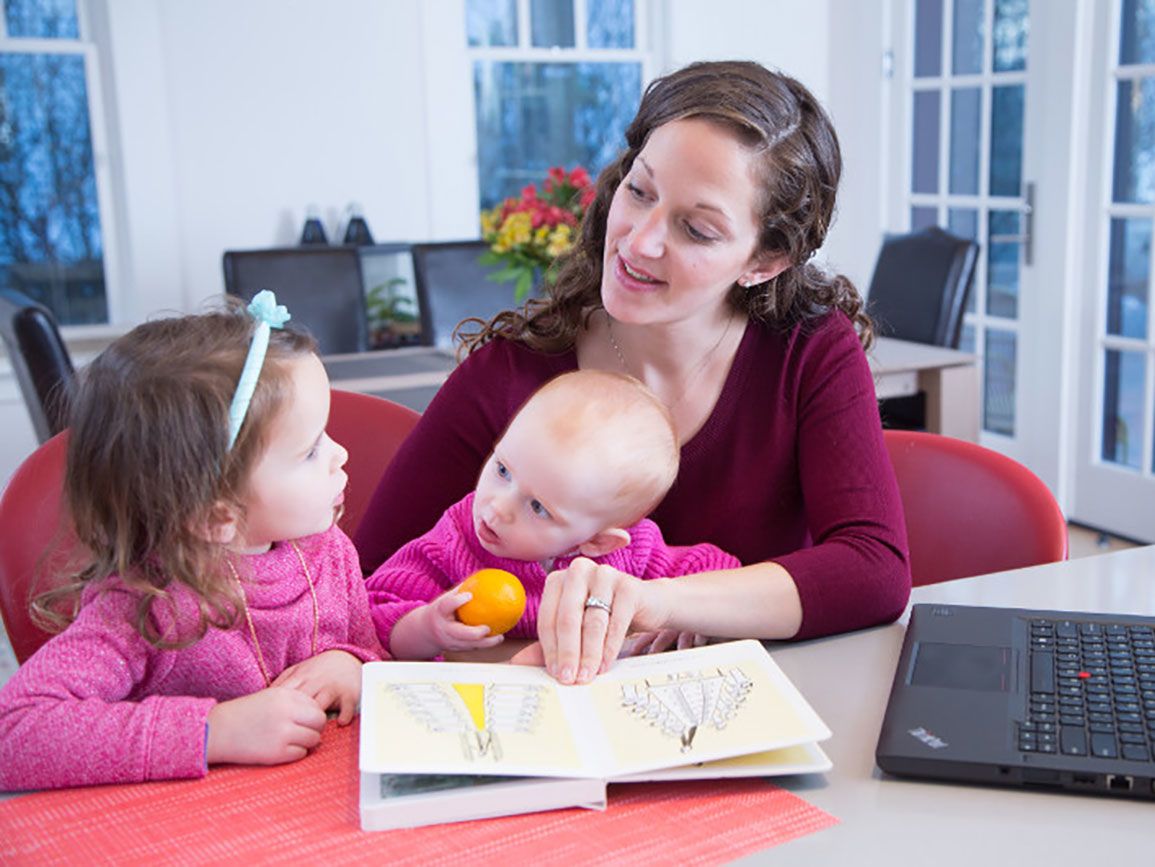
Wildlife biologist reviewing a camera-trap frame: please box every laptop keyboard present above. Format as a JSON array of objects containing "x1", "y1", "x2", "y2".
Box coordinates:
[{"x1": 1020, "y1": 618, "x2": 1155, "y2": 763}]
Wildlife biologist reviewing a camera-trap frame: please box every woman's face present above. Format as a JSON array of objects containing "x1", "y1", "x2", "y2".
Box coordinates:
[{"x1": 601, "y1": 117, "x2": 782, "y2": 326}]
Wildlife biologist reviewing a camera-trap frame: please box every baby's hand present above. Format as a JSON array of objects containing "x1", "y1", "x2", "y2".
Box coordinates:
[
  {"x1": 619, "y1": 630, "x2": 709, "y2": 657},
  {"x1": 273, "y1": 650, "x2": 363, "y2": 725},
  {"x1": 390, "y1": 591, "x2": 505, "y2": 659},
  {"x1": 422, "y1": 591, "x2": 507, "y2": 651},
  {"x1": 206, "y1": 686, "x2": 326, "y2": 766}
]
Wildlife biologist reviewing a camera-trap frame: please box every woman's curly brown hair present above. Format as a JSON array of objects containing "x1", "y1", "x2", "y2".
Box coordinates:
[{"x1": 458, "y1": 60, "x2": 873, "y2": 355}]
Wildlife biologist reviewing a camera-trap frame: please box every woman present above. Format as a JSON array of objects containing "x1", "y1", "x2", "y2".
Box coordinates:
[{"x1": 355, "y1": 60, "x2": 910, "y2": 684}]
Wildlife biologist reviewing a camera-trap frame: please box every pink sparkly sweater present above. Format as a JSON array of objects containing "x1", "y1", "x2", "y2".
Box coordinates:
[
  {"x1": 364, "y1": 492, "x2": 741, "y2": 651},
  {"x1": 0, "y1": 525, "x2": 383, "y2": 791}
]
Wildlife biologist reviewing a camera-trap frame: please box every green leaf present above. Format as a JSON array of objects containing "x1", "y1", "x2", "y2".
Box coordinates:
[{"x1": 514, "y1": 269, "x2": 535, "y2": 302}]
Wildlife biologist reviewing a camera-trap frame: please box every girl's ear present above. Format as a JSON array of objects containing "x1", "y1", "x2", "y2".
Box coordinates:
[
  {"x1": 193, "y1": 501, "x2": 240, "y2": 545},
  {"x1": 577, "y1": 527, "x2": 631, "y2": 559},
  {"x1": 738, "y1": 252, "x2": 791, "y2": 288}
]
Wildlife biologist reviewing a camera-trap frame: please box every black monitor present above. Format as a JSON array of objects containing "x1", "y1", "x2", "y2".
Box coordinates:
[
  {"x1": 411, "y1": 240, "x2": 525, "y2": 349},
  {"x1": 222, "y1": 246, "x2": 370, "y2": 355}
]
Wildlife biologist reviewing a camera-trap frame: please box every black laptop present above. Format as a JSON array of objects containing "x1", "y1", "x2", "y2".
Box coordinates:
[{"x1": 876, "y1": 603, "x2": 1155, "y2": 799}]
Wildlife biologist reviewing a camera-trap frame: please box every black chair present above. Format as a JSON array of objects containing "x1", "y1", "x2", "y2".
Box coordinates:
[
  {"x1": 865, "y1": 225, "x2": 979, "y2": 349},
  {"x1": 0, "y1": 289, "x2": 75, "y2": 443},
  {"x1": 222, "y1": 246, "x2": 370, "y2": 355},
  {"x1": 865, "y1": 226, "x2": 979, "y2": 431},
  {"x1": 411, "y1": 240, "x2": 528, "y2": 348}
]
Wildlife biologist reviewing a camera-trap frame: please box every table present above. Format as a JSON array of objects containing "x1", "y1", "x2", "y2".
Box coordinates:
[
  {"x1": 870, "y1": 337, "x2": 978, "y2": 441},
  {"x1": 325, "y1": 337, "x2": 979, "y2": 440},
  {"x1": 752, "y1": 545, "x2": 1155, "y2": 865},
  {"x1": 5, "y1": 549, "x2": 1153, "y2": 861}
]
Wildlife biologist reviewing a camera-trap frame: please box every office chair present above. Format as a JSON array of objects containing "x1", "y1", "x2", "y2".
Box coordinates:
[
  {"x1": 411, "y1": 240, "x2": 535, "y2": 348},
  {"x1": 223, "y1": 246, "x2": 370, "y2": 355},
  {"x1": 0, "y1": 391, "x2": 419, "y2": 663},
  {"x1": 327, "y1": 389, "x2": 420, "y2": 538},
  {"x1": 0, "y1": 431, "x2": 72, "y2": 662},
  {"x1": 0, "y1": 289, "x2": 75, "y2": 444},
  {"x1": 867, "y1": 226, "x2": 979, "y2": 430},
  {"x1": 884, "y1": 429, "x2": 1068, "y2": 586},
  {"x1": 866, "y1": 226, "x2": 979, "y2": 349}
]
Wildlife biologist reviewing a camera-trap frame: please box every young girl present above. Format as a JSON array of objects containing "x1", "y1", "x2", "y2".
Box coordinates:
[
  {"x1": 366, "y1": 369, "x2": 740, "y2": 674},
  {"x1": 0, "y1": 292, "x2": 383, "y2": 791}
]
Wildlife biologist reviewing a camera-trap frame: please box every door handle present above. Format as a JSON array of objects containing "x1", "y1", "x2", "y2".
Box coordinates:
[{"x1": 987, "y1": 181, "x2": 1035, "y2": 266}]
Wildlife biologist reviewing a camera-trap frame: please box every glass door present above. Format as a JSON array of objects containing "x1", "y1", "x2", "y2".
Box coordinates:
[
  {"x1": 887, "y1": 0, "x2": 1087, "y2": 497},
  {"x1": 1072, "y1": 0, "x2": 1155, "y2": 542},
  {"x1": 902, "y1": 0, "x2": 1029, "y2": 440}
]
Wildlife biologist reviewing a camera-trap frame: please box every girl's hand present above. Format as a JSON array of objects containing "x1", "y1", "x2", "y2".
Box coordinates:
[
  {"x1": 389, "y1": 592, "x2": 505, "y2": 660},
  {"x1": 619, "y1": 630, "x2": 709, "y2": 657},
  {"x1": 206, "y1": 687, "x2": 326, "y2": 766},
  {"x1": 537, "y1": 558, "x2": 670, "y2": 685},
  {"x1": 273, "y1": 650, "x2": 364, "y2": 725}
]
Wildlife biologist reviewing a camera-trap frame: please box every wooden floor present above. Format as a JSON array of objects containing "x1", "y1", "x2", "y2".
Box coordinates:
[{"x1": 0, "y1": 525, "x2": 1141, "y2": 688}]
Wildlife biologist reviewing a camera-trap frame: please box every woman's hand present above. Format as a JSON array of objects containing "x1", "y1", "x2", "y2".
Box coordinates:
[
  {"x1": 206, "y1": 687, "x2": 326, "y2": 766},
  {"x1": 389, "y1": 592, "x2": 505, "y2": 660},
  {"x1": 273, "y1": 649, "x2": 363, "y2": 725},
  {"x1": 537, "y1": 557, "x2": 670, "y2": 684}
]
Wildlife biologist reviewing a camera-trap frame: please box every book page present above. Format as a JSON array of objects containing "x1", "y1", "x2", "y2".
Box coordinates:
[
  {"x1": 586, "y1": 640, "x2": 831, "y2": 775},
  {"x1": 360, "y1": 663, "x2": 589, "y2": 775},
  {"x1": 360, "y1": 640, "x2": 829, "y2": 778}
]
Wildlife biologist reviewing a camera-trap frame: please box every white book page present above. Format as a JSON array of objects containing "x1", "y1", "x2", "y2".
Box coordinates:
[{"x1": 359, "y1": 640, "x2": 830, "y2": 778}]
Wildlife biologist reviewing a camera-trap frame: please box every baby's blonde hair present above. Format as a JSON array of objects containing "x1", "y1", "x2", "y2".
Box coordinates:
[{"x1": 518, "y1": 369, "x2": 679, "y2": 527}]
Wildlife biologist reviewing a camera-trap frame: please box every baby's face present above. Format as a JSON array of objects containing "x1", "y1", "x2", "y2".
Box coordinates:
[{"x1": 472, "y1": 411, "x2": 620, "y2": 563}]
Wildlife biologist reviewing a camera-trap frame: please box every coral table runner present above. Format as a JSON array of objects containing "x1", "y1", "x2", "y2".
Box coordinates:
[{"x1": 0, "y1": 721, "x2": 836, "y2": 865}]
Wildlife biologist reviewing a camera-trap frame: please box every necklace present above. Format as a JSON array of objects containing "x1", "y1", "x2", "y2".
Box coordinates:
[
  {"x1": 226, "y1": 539, "x2": 319, "y2": 688},
  {"x1": 605, "y1": 313, "x2": 736, "y2": 409}
]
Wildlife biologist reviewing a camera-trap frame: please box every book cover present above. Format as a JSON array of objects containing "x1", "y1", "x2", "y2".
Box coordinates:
[
  {"x1": 360, "y1": 639, "x2": 831, "y2": 780},
  {"x1": 359, "y1": 772, "x2": 606, "y2": 831}
]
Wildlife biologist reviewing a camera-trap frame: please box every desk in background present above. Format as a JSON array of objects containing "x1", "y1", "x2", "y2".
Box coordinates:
[
  {"x1": 325, "y1": 337, "x2": 979, "y2": 440},
  {"x1": 870, "y1": 336, "x2": 977, "y2": 441},
  {"x1": 763, "y1": 545, "x2": 1154, "y2": 866}
]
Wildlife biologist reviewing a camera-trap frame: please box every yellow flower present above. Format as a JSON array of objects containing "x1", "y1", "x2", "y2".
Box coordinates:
[
  {"x1": 480, "y1": 209, "x2": 498, "y2": 237},
  {"x1": 546, "y1": 224, "x2": 573, "y2": 258},
  {"x1": 501, "y1": 211, "x2": 532, "y2": 247}
]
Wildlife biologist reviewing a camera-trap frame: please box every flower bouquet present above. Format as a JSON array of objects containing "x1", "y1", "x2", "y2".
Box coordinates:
[{"x1": 480, "y1": 166, "x2": 596, "y2": 302}]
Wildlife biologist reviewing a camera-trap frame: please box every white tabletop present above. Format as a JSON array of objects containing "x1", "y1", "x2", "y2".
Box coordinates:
[{"x1": 746, "y1": 546, "x2": 1155, "y2": 864}]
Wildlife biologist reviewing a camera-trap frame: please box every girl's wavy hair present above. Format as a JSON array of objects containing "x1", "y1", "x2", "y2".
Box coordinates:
[
  {"x1": 457, "y1": 60, "x2": 873, "y2": 354},
  {"x1": 31, "y1": 299, "x2": 317, "y2": 647}
]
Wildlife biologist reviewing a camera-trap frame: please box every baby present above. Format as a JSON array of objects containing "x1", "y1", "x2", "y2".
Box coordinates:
[{"x1": 365, "y1": 369, "x2": 740, "y2": 661}]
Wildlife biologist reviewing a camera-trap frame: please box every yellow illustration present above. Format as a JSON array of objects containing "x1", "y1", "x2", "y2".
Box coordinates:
[{"x1": 385, "y1": 681, "x2": 547, "y2": 763}]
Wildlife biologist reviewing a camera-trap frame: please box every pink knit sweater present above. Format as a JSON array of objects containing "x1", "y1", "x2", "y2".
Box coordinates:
[
  {"x1": 364, "y1": 492, "x2": 741, "y2": 650},
  {"x1": 0, "y1": 525, "x2": 382, "y2": 791}
]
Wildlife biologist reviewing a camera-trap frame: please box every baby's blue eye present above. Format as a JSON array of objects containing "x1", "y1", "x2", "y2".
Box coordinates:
[
  {"x1": 496, "y1": 461, "x2": 510, "y2": 480},
  {"x1": 529, "y1": 499, "x2": 551, "y2": 520},
  {"x1": 305, "y1": 446, "x2": 319, "y2": 460}
]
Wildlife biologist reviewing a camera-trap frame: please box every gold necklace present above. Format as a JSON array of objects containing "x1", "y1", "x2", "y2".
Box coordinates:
[
  {"x1": 605, "y1": 312, "x2": 736, "y2": 409},
  {"x1": 226, "y1": 539, "x2": 319, "y2": 688}
]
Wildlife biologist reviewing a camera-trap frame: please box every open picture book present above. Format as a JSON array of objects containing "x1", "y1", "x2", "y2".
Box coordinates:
[{"x1": 358, "y1": 639, "x2": 831, "y2": 830}]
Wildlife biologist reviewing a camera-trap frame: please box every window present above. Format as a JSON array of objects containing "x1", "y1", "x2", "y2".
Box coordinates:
[
  {"x1": 0, "y1": 0, "x2": 109, "y2": 325},
  {"x1": 466, "y1": 0, "x2": 648, "y2": 208},
  {"x1": 907, "y1": 0, "x2": 1028, "y2": 436}
]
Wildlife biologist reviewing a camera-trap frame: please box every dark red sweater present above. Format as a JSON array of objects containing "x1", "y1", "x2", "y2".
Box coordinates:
[{"x1": 355, "y1": 312, "x2": 910, "y2": 640}]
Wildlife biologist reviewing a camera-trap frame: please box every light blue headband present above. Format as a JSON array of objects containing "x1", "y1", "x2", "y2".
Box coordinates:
[{"x1": 226, "y1": 290, "x2": 291, "y2": 450}]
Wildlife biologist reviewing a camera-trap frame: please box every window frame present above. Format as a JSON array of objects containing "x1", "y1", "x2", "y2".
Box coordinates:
[
  {"x1": 0, "y1": 0, "x2": 121, "y2": 333},
  {"x1": 465, "y1": 0, "x2": 654, "y2": 209}
]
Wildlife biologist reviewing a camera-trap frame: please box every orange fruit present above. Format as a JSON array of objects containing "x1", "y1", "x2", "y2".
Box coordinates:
[{"x1": 454, "y1": 568, "x2": 526, "y2": 635}]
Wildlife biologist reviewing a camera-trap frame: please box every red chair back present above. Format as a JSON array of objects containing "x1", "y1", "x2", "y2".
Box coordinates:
[
  {"x1": 328, "y1": 389, "x2": 420, "y2": 538},
  {"x1": 884, "y1": 430, "x2": 1068, "y2": 586},
  {"x1": 0, "y1": 431, "x2": 72, "y2": 662}
]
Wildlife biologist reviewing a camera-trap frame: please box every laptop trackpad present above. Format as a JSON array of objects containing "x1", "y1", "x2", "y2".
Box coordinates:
[{"x1": 910, "y1": 642, "x2": 1012, "y2": 692}]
